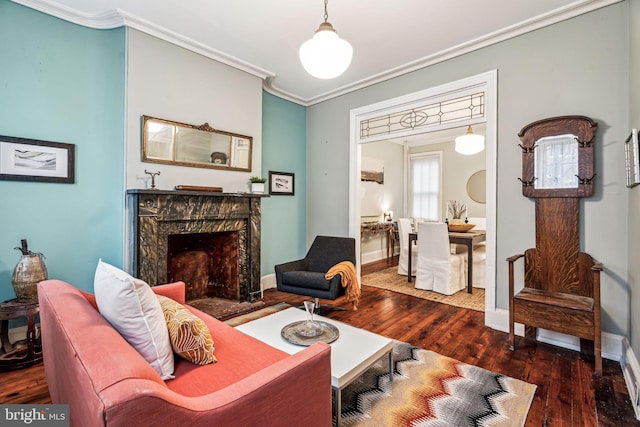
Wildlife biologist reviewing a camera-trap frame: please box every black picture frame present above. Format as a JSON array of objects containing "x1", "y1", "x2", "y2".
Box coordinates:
[
  {"x1": 0, "y1": 135, "x2": 75, "y2": 183},
  {"x1": 269, "y1": 171, "x2": 294, "y2": 195}
]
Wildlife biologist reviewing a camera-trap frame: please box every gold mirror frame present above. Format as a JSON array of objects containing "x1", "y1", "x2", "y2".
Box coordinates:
[
  {"x1": 466, "y1": 170, "x2": 486, "y2": 204},
  {"x1": 142, "y1": 115, "x2": 253, "y2": 172}
]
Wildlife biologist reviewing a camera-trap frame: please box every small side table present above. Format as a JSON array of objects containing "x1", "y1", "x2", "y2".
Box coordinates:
[
  {"x1": 361, "y1": 222, "x2": 396, "y2": 259},
  {"x1": 0, "y1": 299, "x2": 43, "y2": 370}
]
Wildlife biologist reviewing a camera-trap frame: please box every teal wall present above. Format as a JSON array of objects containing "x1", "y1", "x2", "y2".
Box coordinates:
[
  {"x1": 261, "y1": 92, "x2": 307, "y2": 275},
  {"x1": 0, "y1": 1, "x2": 126, "y2": 300}
]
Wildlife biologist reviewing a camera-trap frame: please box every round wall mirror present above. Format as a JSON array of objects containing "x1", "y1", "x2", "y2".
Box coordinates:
[{"x1": 466, "y1": 170, "x2": 486, "y2": 204}]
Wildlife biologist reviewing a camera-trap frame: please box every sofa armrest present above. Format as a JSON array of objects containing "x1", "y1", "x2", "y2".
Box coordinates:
[
  {"x1": 151, "y1": 282, "x2": 186, "y2": 304},
  {"x1": 100, "y1": 342, "x2": 332, "y2": 427}
]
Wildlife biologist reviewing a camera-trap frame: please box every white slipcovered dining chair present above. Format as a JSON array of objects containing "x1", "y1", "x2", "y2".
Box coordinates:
[
  {"x1": 396, "y1": 218, "x2": 417, "y2": 276},
  {"x1": 415, "y1": 222, "x2": 467, "y2": 295},
  {"x1": 467, "y1": 217, "x2": 487, "y2": 289}
]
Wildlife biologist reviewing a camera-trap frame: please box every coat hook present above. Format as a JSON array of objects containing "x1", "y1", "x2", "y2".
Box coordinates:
[
  {"x1": 575, "y1": 174, "x2": 596, "y2": 185},
  {"x1": 518, "y1": 144, "x2": 536, "y2": 153},
  {"x1": 575, "y1": 136, "x2": 594, "y2": 148},
  {"x1": 518, "y1": 177, "x2": 536, "y2": 187}
]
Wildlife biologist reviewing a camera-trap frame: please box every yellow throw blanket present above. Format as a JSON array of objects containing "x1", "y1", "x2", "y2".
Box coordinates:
[{"x1": 325, "y1": 261, "x2": 360, "y2": 310}]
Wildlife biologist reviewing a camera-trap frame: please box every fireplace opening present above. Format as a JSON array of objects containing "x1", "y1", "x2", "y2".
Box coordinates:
[{"x1": 167, "y1": 231, "x2": 239, "y2": 301}]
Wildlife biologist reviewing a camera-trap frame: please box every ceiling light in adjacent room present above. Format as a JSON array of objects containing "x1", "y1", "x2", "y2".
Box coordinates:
[
  {"x1": 299, "y1": 0, "x2": 353, "y2": 79},
  {"x1": 455, "y1": 126, "x2": 485, "y2": 155}
]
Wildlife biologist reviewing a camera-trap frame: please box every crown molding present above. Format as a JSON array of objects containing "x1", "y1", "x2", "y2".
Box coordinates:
[
  {"x1": 10, "y1": 0, "x2": 275, "y2": 81},
  {"x1": 118, "y1": 10, "x2": 274, "y2": 81},
  {"x1": 12, "y1": 0, "x2": 622, "y2": 106},
  {"x1": 266, "y1": 0, "x2": 622, "y2": 106},
  {"x1": 11, "y1": 0, "x2": 124, "y2": 28}
]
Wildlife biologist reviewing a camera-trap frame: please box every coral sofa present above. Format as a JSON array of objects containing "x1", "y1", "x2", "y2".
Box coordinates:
[{"x1": 38, "y1": 280, "x2": 332, "y2": 427}]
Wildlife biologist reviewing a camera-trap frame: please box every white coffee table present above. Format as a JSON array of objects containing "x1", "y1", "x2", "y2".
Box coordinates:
[{"x1": 236, "y1": 307, "x2": 394, "y2": 425}]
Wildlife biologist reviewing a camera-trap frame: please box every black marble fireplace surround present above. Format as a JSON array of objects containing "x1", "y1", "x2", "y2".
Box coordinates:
[{"x1": 126, "y1": 189, "x2": 266, "y2": 302}]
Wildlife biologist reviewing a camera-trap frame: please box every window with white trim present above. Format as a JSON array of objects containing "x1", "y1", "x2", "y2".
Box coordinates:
[{"x1": 409, "y1": 152, "x2": 442, "y2": 221}]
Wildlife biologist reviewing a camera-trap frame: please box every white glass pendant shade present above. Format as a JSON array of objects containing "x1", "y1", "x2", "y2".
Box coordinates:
[
  {"x1": 455, "y1": 126, "x2": 485, "y2": 155},
  {"x1": 299, "y1": 22, "x2": 353, "y2": 79}
]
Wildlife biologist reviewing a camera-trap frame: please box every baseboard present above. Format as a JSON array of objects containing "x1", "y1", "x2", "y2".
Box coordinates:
[
  {"x1": 484, "y1": 307, "x2": 624, "y2": 361},
  {"x1": 621, "y1": 338, "x2": 640, "y2": 420},
  {"x1": 261, "y1": 273, "x2": 276, "y2": 291},
  {"x1": 360, "y1": 248, "x2": 396, "y2": 264},
  {"x1": 484, "y1": 307, "x2": 509, "y2": 332}
]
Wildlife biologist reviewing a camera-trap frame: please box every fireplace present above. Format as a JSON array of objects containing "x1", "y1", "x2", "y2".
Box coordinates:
[
  {"x1": 167, "y1": 231, "x2": 240, "y2": 300},
  {"x1": 126, "y1": 189, "x2": 265, "y2": 302}
]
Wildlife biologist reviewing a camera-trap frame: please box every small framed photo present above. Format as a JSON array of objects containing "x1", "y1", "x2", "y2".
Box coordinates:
[
  {"x1": 269, "y1": 171, "x2": 295, "y2": 195},
  {"x1": 0, "y1": 135, "x2": 75, "y2": 183},
  {"x1": 625, "y1": 129, "x2": 640, "y2": 188}
]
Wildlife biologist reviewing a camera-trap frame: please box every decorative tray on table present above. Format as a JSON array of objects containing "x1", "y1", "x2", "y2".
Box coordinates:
[
  {"x1": 448, "y1": 223, "x2": 475, "y2": 232},
  {"x1": 281, "y1": 321, "x2": 340, "y2": 346}
]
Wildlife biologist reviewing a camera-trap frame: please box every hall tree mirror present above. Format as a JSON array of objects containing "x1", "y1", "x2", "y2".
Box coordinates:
[
  {"x1": 518, "y1": 115, "x2": 596, "y2": 198},
  {"x1": 142, "y1": 115, "x2": 253, "y2": 172}
]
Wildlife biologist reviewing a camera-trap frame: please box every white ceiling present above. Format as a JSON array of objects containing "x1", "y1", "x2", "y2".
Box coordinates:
[{"x1": 14, "y1": 0, "x2": 620, "y2": 105}]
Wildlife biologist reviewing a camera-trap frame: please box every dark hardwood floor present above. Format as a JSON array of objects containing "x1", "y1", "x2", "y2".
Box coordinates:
[{"x1": 1, "y1": 256, "x2": 637, "y2": 426}]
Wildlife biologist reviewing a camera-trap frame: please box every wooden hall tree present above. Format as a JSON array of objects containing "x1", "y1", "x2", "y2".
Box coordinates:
[{"x1": 507, "y1": 116, "x2": 603, "y2": 375}]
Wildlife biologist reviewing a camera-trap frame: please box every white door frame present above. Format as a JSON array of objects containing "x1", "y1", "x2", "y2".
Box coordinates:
[{"x1": 348, "y1": 70, "x2": 498, "y2": 322}]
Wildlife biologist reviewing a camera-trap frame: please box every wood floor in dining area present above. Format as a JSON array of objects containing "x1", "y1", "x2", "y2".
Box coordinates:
[{"x1": 0, "y1": 256, "x2": 637, "y2": 426}]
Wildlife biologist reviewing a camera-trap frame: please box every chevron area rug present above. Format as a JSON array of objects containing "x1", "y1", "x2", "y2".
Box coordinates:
[{"x1": 338, "y1": 341, "x2": 536, "y2": 426}]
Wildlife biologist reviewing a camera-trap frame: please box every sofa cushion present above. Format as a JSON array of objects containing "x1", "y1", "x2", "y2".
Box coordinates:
[
  {"x1": 166, "y1": 305, "x2": 290, "y2": 397},
  {"x1": 157, "y1": 295, "x2": 217, "y2": 365},
  {"x1": 94, "y1": 260, "x2": 175, "y2": 380},
  {"x1": 281, "y1": 271, "x2": 331, "y2": 291}
]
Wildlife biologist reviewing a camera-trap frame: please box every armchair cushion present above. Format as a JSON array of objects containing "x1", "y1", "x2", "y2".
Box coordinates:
[{"x1": 281, "y1": 271, "x2": 333, "y2": 291}]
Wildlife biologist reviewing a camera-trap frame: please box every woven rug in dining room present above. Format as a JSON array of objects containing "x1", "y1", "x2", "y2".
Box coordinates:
[
  {"x1": 338, "y1": 341, "x2": 535, "y2": 427},
  {"x1": 363, "y1": 267, "x2": 485, "y2": 312}
]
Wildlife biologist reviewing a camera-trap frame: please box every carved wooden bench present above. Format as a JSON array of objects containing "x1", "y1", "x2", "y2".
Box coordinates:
[{"x1": 508, "y1": 250, "x2": 603, "y2": 375}]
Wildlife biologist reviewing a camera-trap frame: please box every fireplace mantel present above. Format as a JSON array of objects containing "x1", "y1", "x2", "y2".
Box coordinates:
[{"x1": 126, "y1": 189, "x2": 267, "y2": 302}]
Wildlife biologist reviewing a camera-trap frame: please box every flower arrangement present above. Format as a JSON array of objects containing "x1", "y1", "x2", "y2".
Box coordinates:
[{"x1": 447, "y1": 200, "x2": 466, "y2": 219}]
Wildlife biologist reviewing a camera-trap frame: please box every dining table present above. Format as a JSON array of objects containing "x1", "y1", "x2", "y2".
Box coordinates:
[{"x1": 407, "y1": 229, "x2": 486, "y2": 293}]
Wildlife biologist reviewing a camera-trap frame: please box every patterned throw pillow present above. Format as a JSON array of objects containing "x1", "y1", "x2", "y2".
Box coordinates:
[{"x1": 157, "y1": 295, "x2": 217, "y2": 365}]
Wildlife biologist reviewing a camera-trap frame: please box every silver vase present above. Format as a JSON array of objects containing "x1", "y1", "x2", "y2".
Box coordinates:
[{"x1": 12, "y1": 253, "x2": 48, "y2": 302}]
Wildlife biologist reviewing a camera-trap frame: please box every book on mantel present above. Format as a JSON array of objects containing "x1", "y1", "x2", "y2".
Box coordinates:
[{"x1": 175, "y1": 185, "x2": 223, "y2": 192}]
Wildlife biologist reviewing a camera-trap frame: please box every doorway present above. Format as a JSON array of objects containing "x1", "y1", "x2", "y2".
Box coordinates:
[{"x1": 349, "y1": 70, "x2": 497, "y2": 322}]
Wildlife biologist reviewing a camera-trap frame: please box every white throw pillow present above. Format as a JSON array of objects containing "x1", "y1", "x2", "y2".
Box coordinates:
[{"x1": 94, "y1": 259, "x2": 174, "y2": 380}]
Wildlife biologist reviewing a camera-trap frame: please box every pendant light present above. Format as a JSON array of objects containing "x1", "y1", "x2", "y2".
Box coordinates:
[
  {"x1": 455, "y1": 126, "x2": 485, "y2": 155},
  {"x1": 299, "y1": 0, "x2": 353, "y2": 79}
]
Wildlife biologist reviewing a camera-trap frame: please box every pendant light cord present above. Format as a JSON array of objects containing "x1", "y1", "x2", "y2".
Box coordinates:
[{"x1": 324, "y1": 0, "x2": 329, "y2": 23}]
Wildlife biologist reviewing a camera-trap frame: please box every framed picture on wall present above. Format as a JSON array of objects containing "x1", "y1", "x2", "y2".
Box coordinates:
[
  {"x1": 625, "y1": 128, "x2": 640, "y2": 188},
  {"x1": 0, "y1": 135, "x2": 75, "y2": 183},
  {"x1": 269, "y1": 171, "x2": 294, "y2": 195}
]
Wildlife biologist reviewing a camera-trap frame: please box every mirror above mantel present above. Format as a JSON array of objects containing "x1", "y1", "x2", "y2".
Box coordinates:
[{"x1": 142, "y1": 115, "x2": 253, "y2": 172}]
